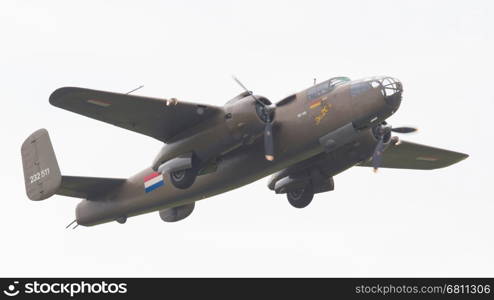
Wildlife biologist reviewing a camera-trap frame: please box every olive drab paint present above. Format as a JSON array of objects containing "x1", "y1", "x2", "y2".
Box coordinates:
[{"x1": 21, "y1": 76, "x2": 468, "y2": 226}]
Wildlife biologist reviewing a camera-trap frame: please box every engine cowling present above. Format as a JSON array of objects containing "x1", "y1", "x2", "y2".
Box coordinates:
[
  {"x1": 224, "y1": 94, "x2": 272, "y2": 142},
  {"x1": 371, "y1": 123, "x2": 392, "y2": 144}
]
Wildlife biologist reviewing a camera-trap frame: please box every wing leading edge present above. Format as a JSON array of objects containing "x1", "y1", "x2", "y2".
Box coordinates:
[
  {"x1": 358, "y1": 140, "x2": 468, "y2": 170},
  {"x1": 49, "y1": 87, "x2": 222, "y2": 143}
]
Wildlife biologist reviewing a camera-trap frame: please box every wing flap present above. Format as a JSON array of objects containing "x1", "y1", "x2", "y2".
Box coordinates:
[
  {"x1": 359, "y1": 140, "x2": 468, "y2": 170},
  {"x1": 49, "y1": 87, "x2": 222, "y2": 142},
  {"x1": 57, "y1": 176, "x2": 126, "y2": 198}
]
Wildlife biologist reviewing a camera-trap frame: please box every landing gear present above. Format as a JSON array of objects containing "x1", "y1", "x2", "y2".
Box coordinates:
[
  {"x1": 287, "y1": 186, "x2": 314, "y2": 208},
  {"x1": 170, "y1": 168, "x2": 197, "y2": 189}
]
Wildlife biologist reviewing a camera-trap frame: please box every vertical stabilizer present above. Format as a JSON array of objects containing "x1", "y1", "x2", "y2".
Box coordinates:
[{"x1": 21, "y1": 129, "x2": 62, "y2": 200}]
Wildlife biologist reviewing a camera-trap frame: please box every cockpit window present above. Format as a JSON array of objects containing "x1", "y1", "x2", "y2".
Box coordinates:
[
  {"x1": 328, "y1": 76, "x2": 351, "y2": 87},
  {"x1": 307, "y1": 76, "x2": 350, "y2": 101}
]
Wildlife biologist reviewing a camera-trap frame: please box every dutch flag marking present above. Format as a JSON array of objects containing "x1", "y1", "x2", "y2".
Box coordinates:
[{"x1": 144, "y1": 172, "x2": 164, "y2": 193}]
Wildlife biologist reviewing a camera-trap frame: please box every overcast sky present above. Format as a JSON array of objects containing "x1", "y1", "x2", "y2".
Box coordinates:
[{"x1": 1, "y1": 0, "x2": 492, "y2": 276}]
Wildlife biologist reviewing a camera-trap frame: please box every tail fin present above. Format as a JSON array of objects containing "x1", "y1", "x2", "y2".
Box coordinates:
[
  {"x1": 21, "y1": 129, "x2": 127, "y2": 201},
  {"x1": 21, "y1": 129, "x2": 62, "y2": 200}
]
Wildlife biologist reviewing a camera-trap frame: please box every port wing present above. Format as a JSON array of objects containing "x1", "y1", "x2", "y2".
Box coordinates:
[{"x1": 50, "y1": 87, "x2": 222, "y2": 143}]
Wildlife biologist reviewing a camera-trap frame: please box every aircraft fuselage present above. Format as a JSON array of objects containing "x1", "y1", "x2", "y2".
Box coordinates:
[{"x1": 75, "y1": 76, "x2": 402, "y2": 226}]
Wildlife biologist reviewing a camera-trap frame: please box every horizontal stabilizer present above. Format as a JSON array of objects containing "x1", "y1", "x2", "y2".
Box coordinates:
[
  {"x1": 22, "y1": 129, "x2": 126, "y2": 200},
  {"x1": 58, "y1": 176, "x2": 126, "y2": 199}
]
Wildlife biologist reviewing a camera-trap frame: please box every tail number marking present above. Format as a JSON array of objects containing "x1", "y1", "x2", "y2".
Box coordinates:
[{"x1": 29, "y1": 168, "x2": 50, "y2": 184}]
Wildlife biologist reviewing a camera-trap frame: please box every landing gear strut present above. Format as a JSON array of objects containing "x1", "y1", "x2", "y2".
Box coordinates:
[{"x1": 287, "y1": 186, "x2": 314, "y2": 208}]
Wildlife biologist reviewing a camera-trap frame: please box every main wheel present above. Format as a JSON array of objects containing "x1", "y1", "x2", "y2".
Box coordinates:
[
  {"x1": 287, "y1": 186, "x2": 314, "y2": 208},
  {"x1": 170, "y1": 168, "x2": 197, "y2": 189}
]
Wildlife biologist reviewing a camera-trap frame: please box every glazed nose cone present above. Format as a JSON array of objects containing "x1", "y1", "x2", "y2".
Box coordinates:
[{"x1": 380, "y1": 77, "x2": 402, "y2": 110}]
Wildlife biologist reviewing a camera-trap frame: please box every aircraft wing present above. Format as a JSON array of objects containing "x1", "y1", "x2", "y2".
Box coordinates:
[
  {"x1": 49, "y1": 87, "x2": 222, "y2": 143},
  {"x1": 358, "y1": 140, "x2": 468, "y2": 170}
]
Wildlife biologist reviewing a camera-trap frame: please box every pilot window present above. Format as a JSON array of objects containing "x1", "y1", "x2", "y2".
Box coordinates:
[
  {"x1": 328, "y1": 77, "x2": 350, "y2": 87},
  {"x1": 307, "y1": 77, "x2": 350, "y2": 101}
]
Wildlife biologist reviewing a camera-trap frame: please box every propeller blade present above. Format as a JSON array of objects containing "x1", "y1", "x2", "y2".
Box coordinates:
[
  {"x1": 391, "y1": 127, "x2": 417, "y2": 134},
  {"x1": 264, "y1": 122, "x2": 274, "y2": 161},
  {"x1": 232, "y1": 76, "x2": 275, "y2": 161},
  {"x1": 232, "y1": 76, "x2": 251, "y2": 94},
  {"x1": 232, "y1": 76, "x2": 267, "y2": 109},
  {"x1": 372, "y1": 136, "x2": 385, "y2": 172}
]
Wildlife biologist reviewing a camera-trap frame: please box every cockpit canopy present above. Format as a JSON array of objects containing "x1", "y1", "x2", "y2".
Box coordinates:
[{"x1": 307, "y1": 77, "x2": 350, "y2": 101}]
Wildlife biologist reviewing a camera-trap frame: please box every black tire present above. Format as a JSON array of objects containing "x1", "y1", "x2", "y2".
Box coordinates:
[
  {"x1": 287, "y1": 186, "x2": 314, "y2": 208},
  {"x1": 170, "y1": 168, "x2": 197, "y2": 189}
]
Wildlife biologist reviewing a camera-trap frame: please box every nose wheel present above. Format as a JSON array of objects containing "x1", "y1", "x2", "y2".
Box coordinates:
[{"x1": 287, "y1": 186, "x2": 314, "y2": 208}]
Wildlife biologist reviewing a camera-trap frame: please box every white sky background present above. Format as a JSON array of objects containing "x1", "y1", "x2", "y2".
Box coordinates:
[{"x1": 0, "y1": 0, "x2": 492, "y2": 276}]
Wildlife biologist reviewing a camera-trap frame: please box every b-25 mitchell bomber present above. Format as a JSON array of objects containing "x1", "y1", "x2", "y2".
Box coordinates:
[{"x1": 21, "y1": 76, "x2": 468, "y2": 227}]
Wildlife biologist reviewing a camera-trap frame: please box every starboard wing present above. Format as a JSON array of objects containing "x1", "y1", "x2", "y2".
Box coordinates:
[{"x1": 358, "y1": 140, "x2": 468, "y2": 170}]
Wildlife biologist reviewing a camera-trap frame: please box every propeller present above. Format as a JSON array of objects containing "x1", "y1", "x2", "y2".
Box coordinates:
[
  {"x1": 371, "y1": 123, "x2": 418, "y2": 172},
  {"x1": 391, "y1": 126, "x2": 417, "y2": 134},
  {"x1": 232, "y1": 76, "x2": 275, "y2": 161}
]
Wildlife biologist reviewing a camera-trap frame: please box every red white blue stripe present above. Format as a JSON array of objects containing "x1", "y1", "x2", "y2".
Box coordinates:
[{"x1": 144, "y1": 172, "x2": 164, "y2": 193}]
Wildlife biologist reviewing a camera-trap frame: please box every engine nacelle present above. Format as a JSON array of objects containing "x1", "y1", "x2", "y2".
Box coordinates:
[
  {"x1": 152, "y1": 93, "x2": 272, "y2": 171},
  {"x1": 159, "y1": 202, "x2": 195, "y2": 222},
  {"x1": 270, "y1": 170, "x2": 334, "y2": 195},
  {"x1": 274, "y1": 176, "x2": 308, "y2": 194},
  {"x1": 157, "y1": 152, "x2": 193, "y2": 174},
  {"x1": 318, "y1": 122, "x2": 359, "y2": 153},
  {"x1": 224, "y1": 94, "x2": 272, "y2": 141}
]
